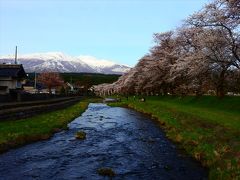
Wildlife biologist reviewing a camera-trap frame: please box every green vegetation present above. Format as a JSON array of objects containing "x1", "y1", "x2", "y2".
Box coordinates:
[
  {"x1": 61, "y1": 73, "x2": 120, "y2": 85},
  {"x1": 27, "y1": 72, "x2": 120, "y2": 85},
  {"x1": 97, "y1": 168, "x2": 116, "y2": 177},
  {"x1": 75, "y1": 131, "x2": 86, "y2": 140},
  {"x1": 109, "y1": 96, "x2": 240, "y2": 179},
  {"x1": 0, "y1": 98, "x2": 98, "y2": 153}
]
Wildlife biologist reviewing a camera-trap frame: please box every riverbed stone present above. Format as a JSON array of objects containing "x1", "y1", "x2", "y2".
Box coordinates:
[
  {"x1": 97, "y1": 168, "x2": 116, "y2": 177},
  {"x1": 75, "y1": 131, "x2": 86, "y2": 140}
]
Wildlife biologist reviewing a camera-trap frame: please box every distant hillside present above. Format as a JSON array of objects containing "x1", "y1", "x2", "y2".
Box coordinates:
[{"x1": 27, "y1": 72, "x2": 121, "y2": 86}]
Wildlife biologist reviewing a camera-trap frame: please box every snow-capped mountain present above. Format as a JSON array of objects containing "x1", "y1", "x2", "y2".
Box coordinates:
[
  {"x1": 0, "y1": 52, "x2": 130, "y2": 74},
  {"x1": 78, "y1": 55, "x2": 130, "y2": 74}
]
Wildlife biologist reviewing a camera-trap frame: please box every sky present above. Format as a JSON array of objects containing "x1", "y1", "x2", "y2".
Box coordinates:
[{"x1": 0, "y1": 0, "x2": 210, "y2": 66}]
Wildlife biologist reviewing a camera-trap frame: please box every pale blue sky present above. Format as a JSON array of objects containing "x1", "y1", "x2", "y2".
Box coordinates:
[{"x1": 0, "y1": 0, "x2": 210, "y2": 66}]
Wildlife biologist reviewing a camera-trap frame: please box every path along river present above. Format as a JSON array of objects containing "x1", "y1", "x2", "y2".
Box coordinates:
[{"x1": 0, "y1": 103, "x2": 208, "y2": 180}]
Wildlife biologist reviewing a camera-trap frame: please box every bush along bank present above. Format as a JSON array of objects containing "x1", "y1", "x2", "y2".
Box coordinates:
[
  {"x1": 0, "y1": 98, "x2": 100, "y2": 153},
  {"x1": 109, "y1": 96, "x2": 240, "y2": 179}
]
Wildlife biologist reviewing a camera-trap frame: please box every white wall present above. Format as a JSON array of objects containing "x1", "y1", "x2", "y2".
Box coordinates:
[{"x1": 0, "y1": 77, "x2": 23, "y2": 94}]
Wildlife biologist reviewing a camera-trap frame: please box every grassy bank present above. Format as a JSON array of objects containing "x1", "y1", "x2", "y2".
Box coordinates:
[
  {"x1": 110, "y1": 96, "x2": 240, "y2": 179},
  {"x1": 0, "y1": 98, "x2": 98, "y2": 153}
]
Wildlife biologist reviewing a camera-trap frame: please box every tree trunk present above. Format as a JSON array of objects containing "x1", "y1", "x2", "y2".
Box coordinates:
[
  {"x1": 217, "y1": 85, "x2": 225, "y2": 97},
  {"x1": 196, "y1": 80, "x2": 203, "y2": 97},
  {"x1": 48, "y1": 87, "x2": 52, "y2": 94},
  {"x1": 196, "y1": 90, "x2": 203, "y2": 97},
  {"x1": 216, "y1": 70, "x2": 226, "y2": 98}
]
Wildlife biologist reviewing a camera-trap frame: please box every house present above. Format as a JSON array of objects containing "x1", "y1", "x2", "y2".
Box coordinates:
[
  {"x1": 0, "y1": 64, "x2": 27, "y2": 95},
  {"x1": 23, "y1": 81, "x2": 45, "y2": 94},
  {"x1": 66, "y1": 82, "x2": 86, "y2": 95}
]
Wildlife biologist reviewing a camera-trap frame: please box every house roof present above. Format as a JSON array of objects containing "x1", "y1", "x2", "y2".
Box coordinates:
[{"x1": 0, "y1": 64, "x2": 27, "y2": 78}]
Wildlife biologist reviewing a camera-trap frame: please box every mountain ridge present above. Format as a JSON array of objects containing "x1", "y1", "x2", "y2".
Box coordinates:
[{"x1": 0, "y1": 52, "x2": 131, "y2": 74}]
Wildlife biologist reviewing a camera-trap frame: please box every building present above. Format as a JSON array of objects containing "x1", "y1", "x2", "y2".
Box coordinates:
[
  {"x1": 0, "y1": 64, "x2": 27, "y2": 95},
  {"x1": 23, "y1": 81, "x2": 45, "y2": 94}
]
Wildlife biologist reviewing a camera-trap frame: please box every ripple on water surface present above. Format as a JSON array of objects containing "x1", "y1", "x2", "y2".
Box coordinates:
[{"x1": 0, "y1": 103, "x2": 208, "y2": 180}]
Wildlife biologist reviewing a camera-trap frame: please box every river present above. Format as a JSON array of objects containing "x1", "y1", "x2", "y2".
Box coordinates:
[{"x1": 0, "y1": 103, "x2": 208, "y2": 179}]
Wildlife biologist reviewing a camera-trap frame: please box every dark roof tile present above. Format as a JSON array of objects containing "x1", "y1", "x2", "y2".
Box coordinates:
[{"x1": 0, "y1": 64, "x2": 27, "y2": 78}]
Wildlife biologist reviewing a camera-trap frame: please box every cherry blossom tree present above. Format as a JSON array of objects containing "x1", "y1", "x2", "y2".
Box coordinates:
[
  {"x1": 93, "y1": 0, "x2": 240, "y2": 97},
  {"x1": 38, "y1": 72, "x2": 64, "y2": 94}
]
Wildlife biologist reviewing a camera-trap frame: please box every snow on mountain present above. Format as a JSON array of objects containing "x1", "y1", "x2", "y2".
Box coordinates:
[
  {"x1": 78, "y1": 55, "x2": 130, "y2": 74},
  {"x1": 78, "y1": 55, "x2": 115, "y2": 68},
  {"x1": 0, "y1": 52, "x2": 131, "y2": 74}
]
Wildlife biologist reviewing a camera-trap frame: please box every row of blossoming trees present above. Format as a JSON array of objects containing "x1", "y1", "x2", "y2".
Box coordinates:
[{"x1": 94, "y1": 0, "x2": 240, "y2": 97}]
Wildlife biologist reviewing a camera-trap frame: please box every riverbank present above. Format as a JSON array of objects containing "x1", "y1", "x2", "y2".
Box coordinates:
[
  {"x1": 109, "y1": 96, "x2": 240, "y2": 179},
  {"x1": 0, "y1": 97, "x2": 83, "y2": 121},
  {"x1": 0, "y1": 98, "x2": 99, "y2": 153},
  {"x1": 0, "y1": 103, "x2": 208, "y2": 179}
]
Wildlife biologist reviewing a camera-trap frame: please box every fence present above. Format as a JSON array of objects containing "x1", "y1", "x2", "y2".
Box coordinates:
[{"x1": 0, "y1": 93, "x2": 67, "y2": 103}]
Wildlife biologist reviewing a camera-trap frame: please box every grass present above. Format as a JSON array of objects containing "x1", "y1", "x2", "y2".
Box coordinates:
[
  {"x1": 109, "y1": 95, "x2": 240, "y2": 179},
  {"x1": 0, "y1": 98, "x2": 99, "y2": 153}
]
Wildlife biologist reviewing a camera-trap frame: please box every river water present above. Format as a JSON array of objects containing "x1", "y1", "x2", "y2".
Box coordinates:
[{"x1": 0, "y1": 103, "x2": 208, "y2": 180}]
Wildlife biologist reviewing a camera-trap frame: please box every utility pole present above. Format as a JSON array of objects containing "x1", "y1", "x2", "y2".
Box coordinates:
[
  {"x1": 15, "y1": 46, "x2": 18, "y2": 64},
  {"x1": 34, "y1": 72, "x2": 37, "y2": 91}
]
